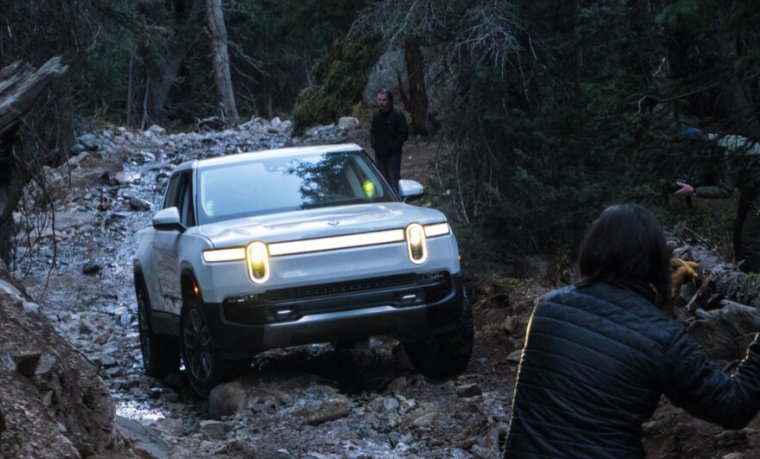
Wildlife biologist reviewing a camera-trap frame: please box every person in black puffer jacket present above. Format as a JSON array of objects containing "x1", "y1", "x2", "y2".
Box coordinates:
[{"x1": 503, "y1": 203, "x2": 760, "y2": 458}]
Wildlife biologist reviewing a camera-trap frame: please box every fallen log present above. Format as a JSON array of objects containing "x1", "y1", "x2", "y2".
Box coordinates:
[
  {"x1": 0, "y1": 56, "x2": 68, "y2": 263},
  {"x1": 0, "y1": 56, "x2": 68, "y2": 137},
  {"x1": 673, "y1": 243, "x2": 760, "y2": 309},
  {"x1": 671, "y1": 240, "x2": 760, "y2": 361}
]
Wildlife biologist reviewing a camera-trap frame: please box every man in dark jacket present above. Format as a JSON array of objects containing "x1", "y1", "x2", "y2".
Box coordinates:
[
  {"x1": 504, "y1": 203, "x2": 760, "y2": 458},
  {"x1": 370, "y1": 89, "x2": 408, "y2": 193},
  {"x1": 675, "y1": 133, "x2": 760, "y2": 272}
]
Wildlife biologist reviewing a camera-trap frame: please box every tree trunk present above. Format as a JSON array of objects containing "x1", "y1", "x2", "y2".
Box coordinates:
[
  {"x1": 712, "y1": 30, "x2": 760, "y2": 138},
  {"x1": 206, "y1": 0, "x2": 239, "y2": 124},
  {"x1": 404, "y1": 35, "x2": 431, "y2": 136},
  {"x1": 145, "y1": 0, "x2": 203, "y2": 123}
]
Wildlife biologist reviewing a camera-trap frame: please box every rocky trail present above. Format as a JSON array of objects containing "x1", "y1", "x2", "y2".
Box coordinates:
[{"x1": 4, "y1": 119, "x2": 760, "y2": 458}]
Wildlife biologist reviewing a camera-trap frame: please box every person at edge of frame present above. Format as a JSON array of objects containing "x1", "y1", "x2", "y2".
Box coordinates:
[{"x1": 503, "y1": 203, "x2": 760, "y2": 458}]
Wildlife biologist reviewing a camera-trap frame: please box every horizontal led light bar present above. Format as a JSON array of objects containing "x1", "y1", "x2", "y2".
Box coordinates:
[
  {"x1": 202, "y1": 222, "x2": 450, "y2": 261},
  {"x1": 424, "y1": 222, "x2": 450, "y2": 237},
  {"x1": 203, "y1": 247, "x2": 246, "y2": 263},
  {"x1": 269, "y1": 229, "x2": 405, "y2": 256}
]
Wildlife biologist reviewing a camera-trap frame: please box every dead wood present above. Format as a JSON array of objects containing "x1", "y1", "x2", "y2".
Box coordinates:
[
  {"x1": 672, "y1": 241, "x2": 760, "y2": 361},
  {"x1": 0, "y1": 56, "x2": 68, "y2": 137},
  {"x1": 0, "y1": 56, "x2": 68, "y2": 263}
]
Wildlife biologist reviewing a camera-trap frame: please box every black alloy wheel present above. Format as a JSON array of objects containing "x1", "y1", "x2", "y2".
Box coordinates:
[
  {"x1": 181, "y1": 299, "x2": 216, "y2": 395},
  {"x1": 404, "y1": 291, "x2": 474, "y2": 378},
  {"x1": 180, "y1": 296, "x2": 247, "y2": 397}
]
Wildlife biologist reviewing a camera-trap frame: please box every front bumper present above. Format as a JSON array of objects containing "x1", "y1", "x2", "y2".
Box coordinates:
[{"x1": 202, "y1": 271, "x2": 464, "y2": 357}]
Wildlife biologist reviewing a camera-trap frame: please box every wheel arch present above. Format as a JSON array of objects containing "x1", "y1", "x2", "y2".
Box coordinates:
[{"x1": 180, "y1": 267, "x2": 201, "y2": 306}]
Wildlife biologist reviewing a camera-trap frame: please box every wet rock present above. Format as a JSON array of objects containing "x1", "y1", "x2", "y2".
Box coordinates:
[
  {"x1": 294, "y1": 396, "x2": 352, "y2": 426},
  {"x1": 35, "y1": 354, "x2": 58, "y2": 377},
  {"x1": 66, "y1": 151, "x2": 90, "y2": 168},
  {"x1": 71, "y1": 143, "x2": 86, "y2": 155},
  {"x1": 148, "y1": 124, "x2": 167, "y2": 135},
  {"x1": 456, "y1": 383, "x2": 483, "y2": 398},
  {"x1": 470, "y1": 444, "x2": 501, "y2": 459},
  {"x1": 0, "y1": 352, "x2": 16, "y2": 372},
  {"x1": 115, "y1": 416, "x2": 170, "y2": 459},
  {"x1": 273, "y1": 449, "x2": 296, "y2": 459},
  {"x1": 199, "y1": 419, "x2": 227, "y2": 440},
  {"x1": 1, "y1": 272, "x2": 129, "y2": 457},
  {"x1": 98, "y1": 354, "x2": 117, "y2": 367},
  {"x1": 208, "y1": 379, "x2": 249, "y2": 419},
  {"x1": 506, "y1": 350, "x2": 522, "y2": 363},
  {"x1": 153, "y1": 417, "x2": 184, "y2": 436},
  {"x1": 119, "y1": 312, "x2": 132, "y2": 325},
  {"x1": 128, "y1": 197, "x2": 153, "y2": 211},
  {"x1": 79, "y1": 134, "x2": 100, "y2": 151},
  {"x1": 412, "y1": 411, "x2": 441, "y2": 427},
  {"x1": 384, "y1": 397, "x2": 400, "y2": 412},
  {"x1": 502, "y1": 315, "x2": 522, "y2": 335},
  {"x1": 338, "y1": 117, "x2": 360, "y2": 130},
  {"x1": 113, "y1": 171, "x2": 141, "y2": 185},
  {"x1": 54, "y1": 210, "x2": 96, "y2": 230}
]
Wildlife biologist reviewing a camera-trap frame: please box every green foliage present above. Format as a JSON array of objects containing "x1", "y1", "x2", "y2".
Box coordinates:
[
  {"x1": 292, "y1": 35, "x2": 382, "y2": 133},
  {"x1": 429, "y1": 0, "x2": 760, "y2": 273},
  {"x1": 438, "y1": 1, "x2": 683, "y2": 266},
  {"x1": 226, "y1": 0, "x2": 373, "y2": 119}
]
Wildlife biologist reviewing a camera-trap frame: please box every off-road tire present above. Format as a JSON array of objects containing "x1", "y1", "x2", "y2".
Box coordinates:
[
  {"x1": 404, "y1": 292, "x2": 474, "y2": 378},
  {"x1": 180, "y1": 295, "x2": 248, "y2": 397},
  {"x1": 136, "y1": 283, "x2": 179, "y2": 378}
]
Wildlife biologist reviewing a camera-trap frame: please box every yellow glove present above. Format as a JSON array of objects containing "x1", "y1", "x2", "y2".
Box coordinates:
[{"x1": 670, "y1": 258, "x2": 699, "y2": 299}]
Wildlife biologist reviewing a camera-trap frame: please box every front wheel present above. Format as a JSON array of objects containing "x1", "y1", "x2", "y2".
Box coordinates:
[
  {"x1": 136, "y1": 283, "x2": 179, "y2": 378},
  {"x1": 404, "y1": 292, "x2": 474, "y2": 378},
  {"x1": 180, "y1": 296, "x2": 248, "y2": 397}
]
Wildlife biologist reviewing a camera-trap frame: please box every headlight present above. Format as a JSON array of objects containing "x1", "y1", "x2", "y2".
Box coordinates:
[
  {"x1": 406, "y1": 223, "x2": 427, "y2": 264},
  {"x1": 424, "y1": 222, "x2": 450, "y2": 237},
  {"x1": 202, "y1": 247, "x2": 245, "y2": 263},
  {"x1": 246, "y1": 241, "x2": 270, "y2": 283}
]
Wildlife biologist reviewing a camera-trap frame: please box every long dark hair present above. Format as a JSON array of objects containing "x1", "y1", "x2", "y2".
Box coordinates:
[{"x1": 576, "y1": 203, "x2": 671, "y2": 306}]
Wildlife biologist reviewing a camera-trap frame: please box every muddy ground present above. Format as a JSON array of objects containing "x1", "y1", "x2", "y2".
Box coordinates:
[{"x1": 13, "y1": 122, "x2": 760, "y2": 458}]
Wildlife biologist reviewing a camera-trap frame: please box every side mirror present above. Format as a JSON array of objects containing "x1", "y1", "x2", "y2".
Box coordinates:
[
  {"x1": 398, "y1": 179, "x2": 424, "y2": 201},
  {"x1": 152, "y1": 207, "x2": 185, "y2": 232}
]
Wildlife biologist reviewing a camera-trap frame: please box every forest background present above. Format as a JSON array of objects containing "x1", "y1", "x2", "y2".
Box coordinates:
[{"x1": 3, "y1": 0, "x2": 760, "y2": 276}]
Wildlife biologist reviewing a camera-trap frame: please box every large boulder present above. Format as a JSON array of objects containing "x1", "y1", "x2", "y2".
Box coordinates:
[{"x1": 0, "y1": 273, "x2": 130, "y2": 457}]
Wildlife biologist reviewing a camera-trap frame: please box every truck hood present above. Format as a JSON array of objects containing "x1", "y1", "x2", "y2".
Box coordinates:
[{"x1": 197, "y1": 203, "x2": 447, "y2": 248}]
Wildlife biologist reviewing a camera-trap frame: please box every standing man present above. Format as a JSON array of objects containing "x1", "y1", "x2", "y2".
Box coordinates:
[
  {"x1": 675, "y1": 131, "x2": 760, "y2": 273},
  {"x1": 370, "y1": 89, "x2": 408, "y2": 193}
]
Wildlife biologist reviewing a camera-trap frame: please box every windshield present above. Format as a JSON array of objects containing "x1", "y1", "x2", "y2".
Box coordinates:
[{"x1": 196, "y1": 151, "x2": 395, "y2": 225}]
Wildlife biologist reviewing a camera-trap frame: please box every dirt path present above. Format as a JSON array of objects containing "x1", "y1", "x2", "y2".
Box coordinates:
[{"x1": 13, "y1": 124, "x2": 760, "y2": 458}]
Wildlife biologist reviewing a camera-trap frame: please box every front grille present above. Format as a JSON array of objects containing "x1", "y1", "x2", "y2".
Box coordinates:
[
  {"x1": 263, "y1": 273, "x2": 419, "y2": 302},
  {"x1": 222, "y1": 271, "x2": 451, "y2": 325}
]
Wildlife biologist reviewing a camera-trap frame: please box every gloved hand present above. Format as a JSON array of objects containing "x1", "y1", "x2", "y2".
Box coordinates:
[
  {"x1": 670, "y1": 257, "x2": 699, "y2": 299},
  {"x1": 675, "y1": 182, "x2": 695, "y2": 196}
]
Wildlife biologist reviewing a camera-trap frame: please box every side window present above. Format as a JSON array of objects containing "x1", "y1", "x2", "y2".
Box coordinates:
[
  {"x1": 163, "y1": 172, "x2": 195, "y2": 227},
  {"x1": 177, "y1": 173, "x2": 196, "y2": 227},
  {"x1": 162, "y1": 174, "x2": 182, "y2": 209}
]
